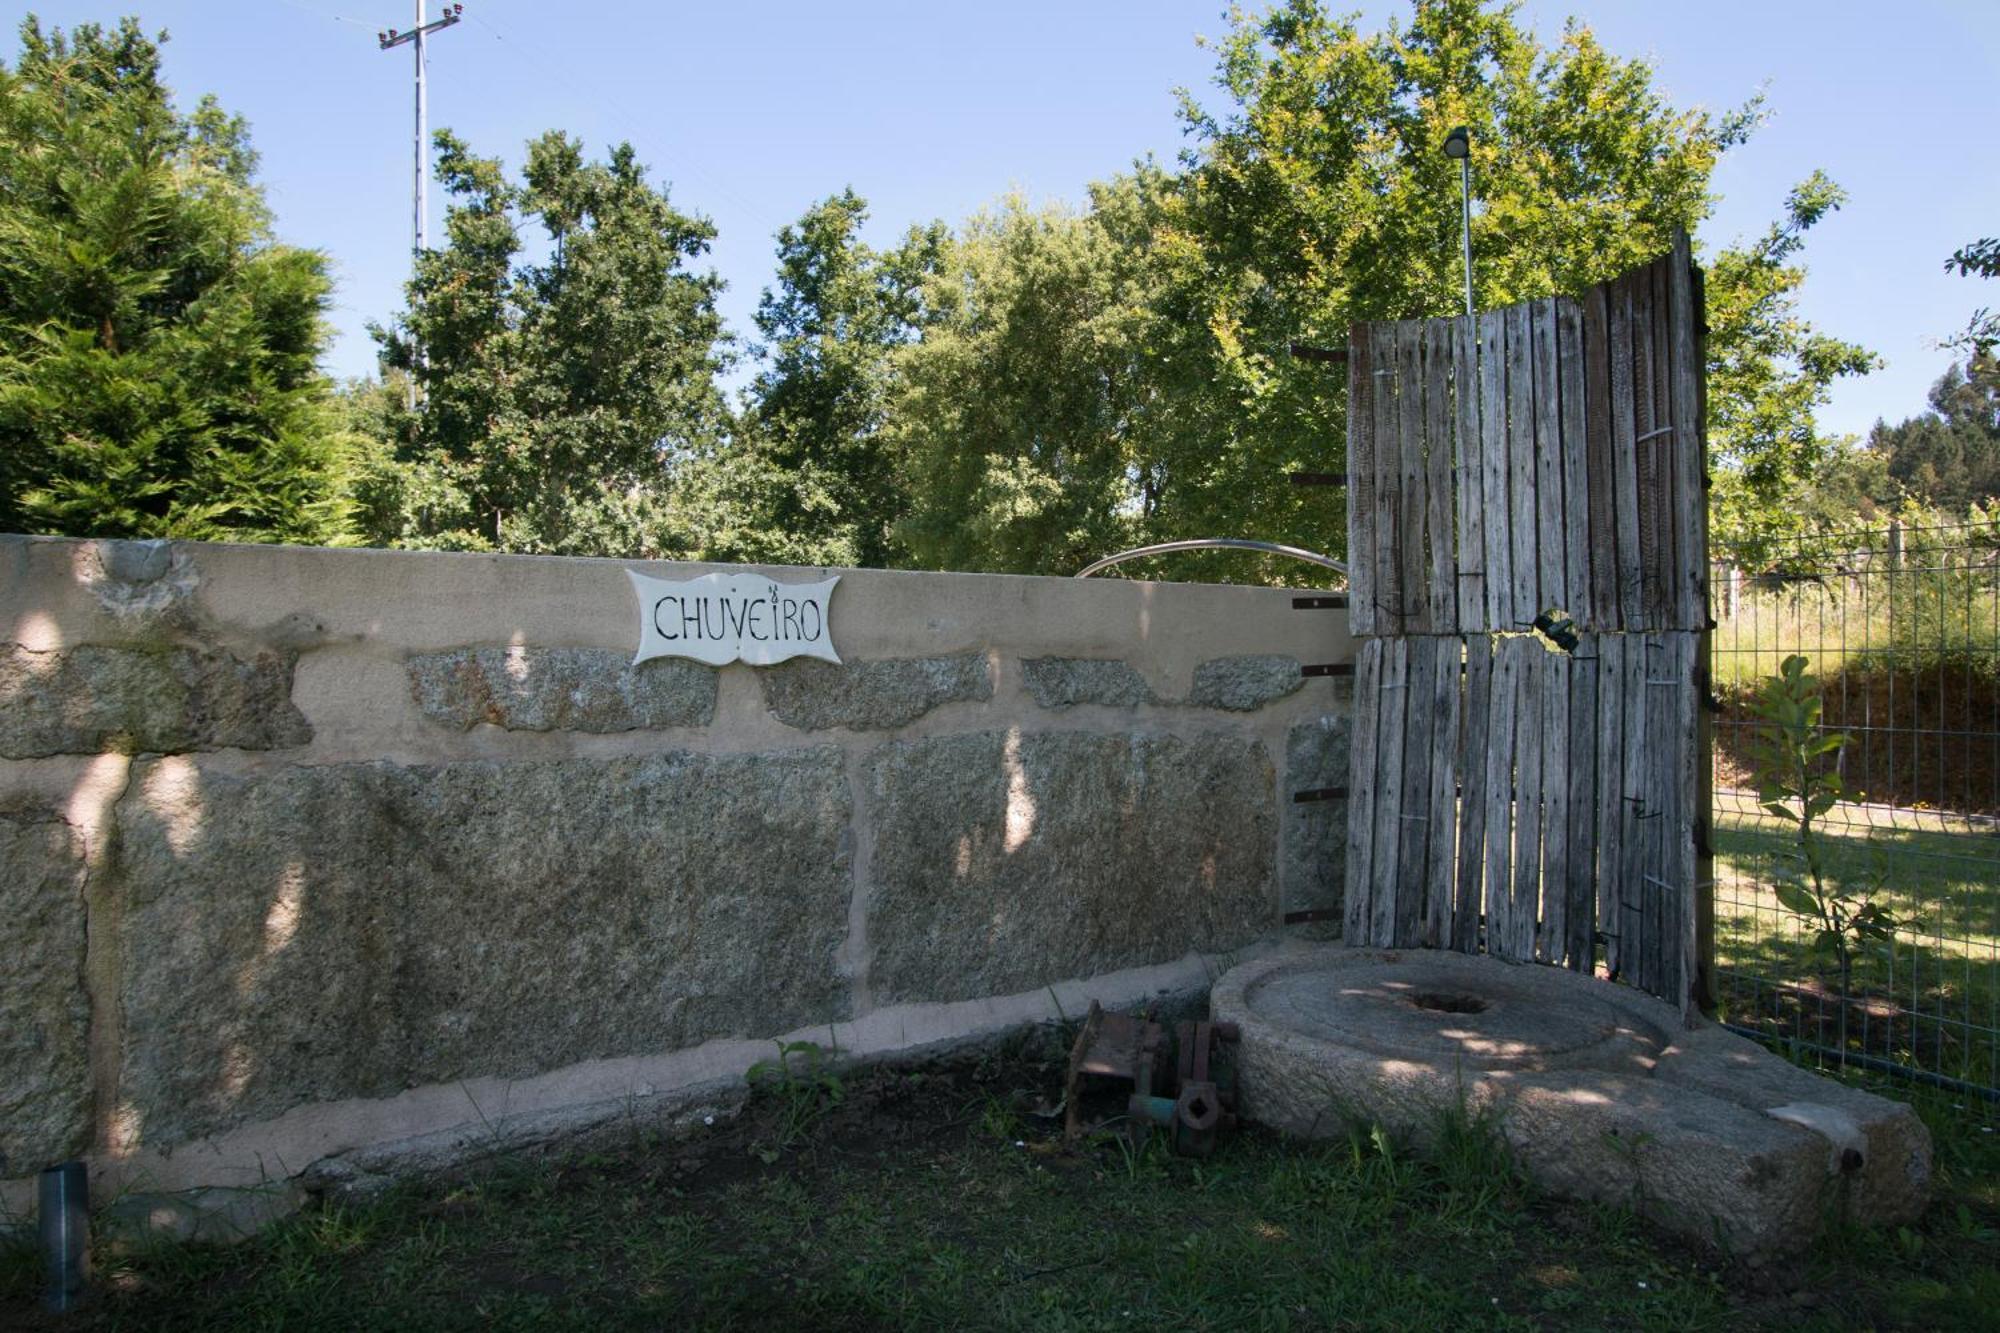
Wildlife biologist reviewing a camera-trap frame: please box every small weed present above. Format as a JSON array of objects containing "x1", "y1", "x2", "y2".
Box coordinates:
[
  {"x1": 972, "y1": 1093, "x2": 1023, "y2": 1143},
  {"x1": 746, "y1": 1039, "x2": 844, "y2": 1158}
]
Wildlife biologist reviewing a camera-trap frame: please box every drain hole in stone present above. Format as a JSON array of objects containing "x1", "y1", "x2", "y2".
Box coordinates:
[{"x1": 1410, "y1": 991, "x2": 1487, "y2": 1015}]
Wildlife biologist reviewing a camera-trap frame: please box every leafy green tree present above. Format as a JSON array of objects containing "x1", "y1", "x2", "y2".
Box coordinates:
[
  {"x1": 1863, "y1": 354, "x2": 2000, "y2": 514},
  {"x1": 888, "y1": 189, "x2": 1167, "y2": 574},
  {"x1": 363, "y1": 130, "x2": 731, "y2": 556},
  {"x1": 1168, "y1": 0, "x2": 1869, "y2": 571},
  {"x1": 835, "y1": 0, "x2": 1868, "y2": 580},
  {"x1": 0, "y1": 16, "x2": 352, "y2": 542},
  {"x1": 738, "y1": 189, "x2": 942, "y2": 568},
  {"x1": 1704, "y1": 173, "x2": 1878, "y2": 557},
  {"x1": 1946, "y1": 236, "x2": 1997, "y2": 354}
]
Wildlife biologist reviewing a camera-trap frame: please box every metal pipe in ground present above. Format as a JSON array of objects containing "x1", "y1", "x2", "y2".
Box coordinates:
[{"x1": 38, "y1": 1160, "x2": 88, "y2": 1313}]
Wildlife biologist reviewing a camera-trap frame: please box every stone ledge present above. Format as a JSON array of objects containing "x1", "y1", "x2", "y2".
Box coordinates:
[
  {"x1": 1021, "y1": 657, "x2": 1157, "y2": 710},
  {"x1": 759, "y1": 654, "x2": 991, "y2": 731},
  {"x1": 113, "y1": 748, "x2": 853, "y2": 1148},
  {"x1": 0, "y1": 643, "x2": 311, "y2": 758},
  {"x1": 1189, "y1": 655, "x2": 1304, "y2": 712},
  {"x1": 407, "y1": 646, "x2": 716, "y2": 732}
]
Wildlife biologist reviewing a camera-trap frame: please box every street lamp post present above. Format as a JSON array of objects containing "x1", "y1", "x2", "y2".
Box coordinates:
[{"x1": 1443, "y1": 126, "x2": 1473, "y2": 317}]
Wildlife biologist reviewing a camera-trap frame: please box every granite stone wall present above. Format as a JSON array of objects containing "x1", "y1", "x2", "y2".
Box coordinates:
[{"x1": 1, "y1": 535, "x2": 1352, "y2": 1200}]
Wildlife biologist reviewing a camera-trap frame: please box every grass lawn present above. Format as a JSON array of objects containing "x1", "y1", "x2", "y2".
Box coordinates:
[
  {"x1": 1712, "y1": 790, "x2": 2000, "y2": 1092},
  {"x1": 5, "y1": 1030, "x2": 1996, "y2": 1331}
]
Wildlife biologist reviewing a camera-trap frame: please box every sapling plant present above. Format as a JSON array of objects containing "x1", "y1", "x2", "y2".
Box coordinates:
[
  {"x1": 745, "y1": 1039, "x2": 844, "y2": 1158},
  {"x1": 1748, "y1": 654, "x2": 1914, "y2": 1060}
]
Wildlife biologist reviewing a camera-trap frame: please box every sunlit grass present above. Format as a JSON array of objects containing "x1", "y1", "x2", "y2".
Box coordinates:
[{"x1": 1713, "y1": 790, "x2": 2000, "y2": 1090}]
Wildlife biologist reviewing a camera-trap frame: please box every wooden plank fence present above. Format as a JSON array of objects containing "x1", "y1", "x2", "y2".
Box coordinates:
[{"x1": 1341, "y1": 233, "x2": 1708, "y2": 1011}]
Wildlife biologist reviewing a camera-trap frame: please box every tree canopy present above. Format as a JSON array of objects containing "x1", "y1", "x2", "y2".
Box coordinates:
[
  {"x1": 0, "y1": 16, "x2": 351, "y2": 542},
  {"x1": 734, "y1": 0, "x2": 1870, "y2": 579},
  {"x1": 359, "y1": 130, "x2": 731, "y2": 556},
  {"x1": 7, "y1": 4, "x2": 1890, "y2": 577}
]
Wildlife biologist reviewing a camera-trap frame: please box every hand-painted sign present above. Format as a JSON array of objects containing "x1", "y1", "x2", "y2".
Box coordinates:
[{"x1": 628, "y1": 570, "x2": 841, "y2": 667}]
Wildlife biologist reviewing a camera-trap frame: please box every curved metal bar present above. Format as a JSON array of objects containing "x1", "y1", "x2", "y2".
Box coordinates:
[{"x1": 1074, "y1": 538, "x2": 1349, "y2": 580}]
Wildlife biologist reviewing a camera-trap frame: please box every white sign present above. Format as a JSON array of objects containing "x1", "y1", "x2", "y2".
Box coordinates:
[{"x1": 628, "y1": 570, "x2": 841, "y2": 667}]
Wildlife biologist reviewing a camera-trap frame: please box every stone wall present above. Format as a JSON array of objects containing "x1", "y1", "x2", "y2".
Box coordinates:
[{"x1": 0, "y1": 535, "x2": 1351, "y2": 1204}]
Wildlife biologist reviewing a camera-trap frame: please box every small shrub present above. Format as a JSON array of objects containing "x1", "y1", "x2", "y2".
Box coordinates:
[{"x1": 1747, "y1": 654, "x2": 1917, "y2": 1057}]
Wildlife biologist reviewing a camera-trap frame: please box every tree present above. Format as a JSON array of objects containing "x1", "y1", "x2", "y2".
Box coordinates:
[
  {"x1": 362, "y1": 130, "x2": 731, "y2": 556},
  {"x1": 841, "y1": 0, "x2": 1867, "y2": 580},
  {"x1": 0, "y1": 17, "x2": 352, "y2": 543},
  {"x1": 737, "y1": 190, "x2": 941, "y2": 568},
  {"x1": 1863, "y1": 354, "x2": 2000, "y2": 514},
  {"x1": 1946, "y1": 236, "x2": 1997, "y2": 355},
  {"x1": 1167, "y1": 0, "x2": 1872, "y2": 569},
  {"x1": 888, "y1": 189, "x2": 1166, "y2": 574},
  {"x1": 1703, "y1": 173, "x2": 1877, "y2": 557}
]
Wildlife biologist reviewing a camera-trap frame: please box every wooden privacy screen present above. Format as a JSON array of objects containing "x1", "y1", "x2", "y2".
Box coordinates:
[{"x1": 1342, "y1": 233, "x2": 1708, "y2": 1009}]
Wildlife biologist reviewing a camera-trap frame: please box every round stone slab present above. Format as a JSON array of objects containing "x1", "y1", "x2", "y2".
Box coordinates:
[
  {"x1": 1244, "y1": 949, "x2": 1665, "y2": 1071},
  {"x1": 1211, "y1": 945, "x2": 1933, "y2": 1263}
]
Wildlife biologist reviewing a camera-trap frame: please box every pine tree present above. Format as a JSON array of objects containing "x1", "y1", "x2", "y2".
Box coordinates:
[{"x1": 0, "y1": 17, "x2": 352, "y2": 543}]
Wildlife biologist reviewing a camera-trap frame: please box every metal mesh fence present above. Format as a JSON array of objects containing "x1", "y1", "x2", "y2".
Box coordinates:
[{"x1": 1710, "y1": 519, "x2": 2000, "y2": 1097}]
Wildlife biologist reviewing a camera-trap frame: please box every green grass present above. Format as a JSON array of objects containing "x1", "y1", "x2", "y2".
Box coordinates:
[
  {"x1": 1712, "y1": 791, "x2": 2000, "y2": 1091},
  {"x1": 4, "y1": 1039, "x2": 1997, "y2": 1331}
]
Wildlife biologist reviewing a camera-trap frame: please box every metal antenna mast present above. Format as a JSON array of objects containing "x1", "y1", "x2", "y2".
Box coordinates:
[
  {"x1": 378, "y1": 3, "x2": 464, "y2": 257},
  {"x1": 378, "y1": 3, "x2": 463, "y2": 405}
]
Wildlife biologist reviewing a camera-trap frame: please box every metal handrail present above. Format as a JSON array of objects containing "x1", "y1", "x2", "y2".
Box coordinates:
[{"x1": 1074, "y1": 538, "x2": 1349, "y2": 580}]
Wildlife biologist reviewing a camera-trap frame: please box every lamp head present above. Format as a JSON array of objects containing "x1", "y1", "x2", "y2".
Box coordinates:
[{"x1": 1443, "y1": 126, "x2": 1471, "y2": 160}]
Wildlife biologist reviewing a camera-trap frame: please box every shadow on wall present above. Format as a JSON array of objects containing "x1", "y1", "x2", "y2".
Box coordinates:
[
  {"x1": 24, "y1": 564, "x2": 1324, "y2": 1170},
  {"x1": 100, "y1": 736, "x2": 856, "y2": 1159}
]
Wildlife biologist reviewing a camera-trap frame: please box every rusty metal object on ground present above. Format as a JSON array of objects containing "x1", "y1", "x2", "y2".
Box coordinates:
[
  {"x1": 1064, "y1": 1002, "x2": 1240, "y2": 1156},
  {"x1": 1064, "y1": 1001, "x2": 1168, "y2": 1141}
]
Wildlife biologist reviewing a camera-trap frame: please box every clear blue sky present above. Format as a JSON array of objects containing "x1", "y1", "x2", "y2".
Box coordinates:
[{"x1": 19, "y1": 1, "x2": 1999, "y2": 436}]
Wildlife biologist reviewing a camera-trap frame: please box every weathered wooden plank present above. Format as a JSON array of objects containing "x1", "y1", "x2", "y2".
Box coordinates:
[
  {"x1": 1650, "y1": 260, "x2": 1679, "y2": 630},
  {"x1": 1539, "y1": 648, "x2": 1571, "y2": 964},
  {"x1": 1582, "y1": 282, "x2": 1618, "y2": 630},
  {"x1": 1479, "y1": 310, "x2": 1511, "y2": 634},
  {"x1": 1558, "y1": 296, "x2": 1590, "y2": 623},
  {"x1": 1644, "y1": 632, "x2": 1677, "y2": 998},
  {"x1": 1595, "y1": 633, "x2": 1627, "y2": 977},
  {"x1": 1397, "y1": 322, "x2": 1429, "y2": 634},
  {"x1": 1690, "y1": 260, "x2": 1717, "y2": 1010},
  {"x1": 1610, "y1": 274, "x2": 1643, "y2": 628},
  {"x1": 1422, "y1": 635, "x2": 1461, "y2": 947},
  {"x1": 1482, "y1": 635, "x2": 1520, "y2": 954},
  {"x1": 1507, "y1": 637, "x2": 1545, "y2": 961},
  {"x1": 1671, "y1": 632, "x2": 1700, "y2": 1018},
  {"x1": 1373, "y1": 321, "x2": 1403, "y2": 637},
  {"x1": 1424, "y1": 319, "x2": 1457, "y2": 634},
  {"x1": 1632, "y1": 266, "x2": 1665, "y2": 627},
  {"x1": 1453, "y1": 316, "x2": 1486, "y2": 634},
  {"x1": 1453, "y1": 633, "x2": 1492, "y2": 953},
  {"x1": 1565, "y1": 634, "x2": 1600, "y2": 971},
  {"x1": 1668, "y1": 232, "x2": 1706, "y2": 630},
  {"x1": 1506, "y1": 303, "x2": 1539, "y2": 628},
  {"x1": 1369, "y1": 636, "x2": 1411, "y2": 948},
  {"x1": 1533, "y1": 298, "x2": 1566, "y2": 622},
  {"x1": 1347, "y1": 323, "x2": 1376, "y2": 637},
  {"x1": 1394, "y1": 635, "x2": 1439, "y2": 947},
  {"x1": 1344, "y1": 637, "x2": 1383, "y2": 942},
  {"x1": 1619, "y1": 632, "x2": 1653, "y2": 991}
]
